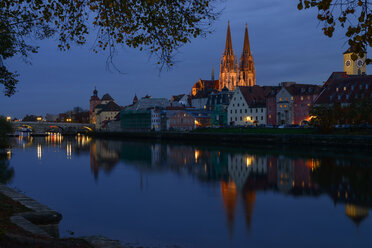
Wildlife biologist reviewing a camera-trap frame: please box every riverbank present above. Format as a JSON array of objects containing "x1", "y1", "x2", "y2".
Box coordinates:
[
  {"x1": 0, "y1": 184, "x2": 129, "y2": 248},
  {"x1": 89, "y1": 130, "x2": 372, "y2": 149}
]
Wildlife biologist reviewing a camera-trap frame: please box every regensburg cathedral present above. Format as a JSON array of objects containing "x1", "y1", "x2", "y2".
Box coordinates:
[{"x1": 219, "y1": 22, "x2": 256, "y2": 91}]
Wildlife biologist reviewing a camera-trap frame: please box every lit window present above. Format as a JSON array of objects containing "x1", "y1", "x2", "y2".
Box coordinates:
[
  {"x1": 285, "y1": 97, "x2": 288, "y2": 101},
  {"x1": 280, "y1": 105, "x2": 282, "y2": 108},
  {"x1": 269, "y1": 115, "x2": 272, "y2": 118},
  {"x1": 336, "y1": 88, "x2": 339, "y2": 92},
  {"x1": 301, "y1": 96, "x2": 304, "y2": 101},
  {"x1": 279, "y1": 97, "x2": 282, "y2": 101},
  {"x1": 307, "y1": 104, "x2": 310, "y2": 107},
  {"x1": 291, "y1": 96, "x2": 294, "y2": 101},
  {"x1": 343, "y1": 87, "x2": 346, "y2": 91}
]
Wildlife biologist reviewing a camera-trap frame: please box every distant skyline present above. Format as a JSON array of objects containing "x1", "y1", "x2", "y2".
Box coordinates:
[{"x1": 1, "y1": 0, "x2": 371, "y2": 118}]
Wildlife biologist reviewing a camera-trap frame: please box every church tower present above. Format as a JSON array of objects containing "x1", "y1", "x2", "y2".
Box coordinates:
[
  {"x1": 238, "y1": 24, "x2": 256, "y2": 86},
  {"x1": 343, "y1": 47, "x2": 367, "y2": 75},
  {"x1": 219, "y1": 21, "x2": 238, "y2": 91},
  {"x1": 89, "y1": 87, "x2": 101, "y2": 124}
]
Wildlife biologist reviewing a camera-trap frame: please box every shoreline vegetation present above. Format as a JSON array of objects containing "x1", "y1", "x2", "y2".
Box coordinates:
[{"x1": 88, "y1": 128, "x2": 372, "y2": 149}]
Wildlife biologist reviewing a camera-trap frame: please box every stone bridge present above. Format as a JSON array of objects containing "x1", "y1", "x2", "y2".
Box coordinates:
[{"x1": 12, "y1": 122, "x2": 95, "y2": 134}]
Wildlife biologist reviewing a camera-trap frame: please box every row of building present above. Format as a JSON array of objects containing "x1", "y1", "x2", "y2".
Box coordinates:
[{"x1": 89, "y1": 22, "x2": 370, "y2": 131}]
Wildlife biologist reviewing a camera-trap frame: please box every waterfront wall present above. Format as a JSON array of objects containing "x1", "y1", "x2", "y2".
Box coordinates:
[{"x1": 89, "y1": 131, "x2": 372, "y2": 148}]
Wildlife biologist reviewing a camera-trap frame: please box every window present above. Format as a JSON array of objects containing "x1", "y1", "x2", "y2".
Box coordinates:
[
  {"x1": 285, "y1": 97, "x2": 288, "y2": 101},
  {"x1": 237, "y1": 103, "x2": 240, "y2": 107},
  {"x1": 235, "y1": 110, "x2": 237, "y2": 113},
  {"x1": 261, "y1": 109, "x2": 263, "y2": 113},
  {"x1": 240, "y1": 116, "x2": 242, "y2": 121},
  {"x1": 343, "y1": 86, "x2": 346, "y2": 91},
  {"x1": 291, "y1": 96, "x2": 294, "y2": 101},
  {"x1": 280, "y1": 105, "x2": 282, "y2": 108},
  {"x1": 233, "y1": 104, "x2": 235, "y2": 107},
  {"x1": 235, "y1": 117, "x2": 237, "y2": 121},
  {"x1": 245, "y1": 109, "x2": 247, "y2": 113},
  {"x1": 279, "y1": 97, "x2": 282, "y2": 101},
  {"x1": 307, "y1": 104, "x2": 310, "y2": 107},
  {"x1": 360, "y1": 85, "x2": 362, "y2": 89},
  {"x1": 256, "y1": 109, "x2": 258, "y2": 113},
  {"x1": 230, "y1": 110, "x2": 232, "y2": 114},
  {"x1": 301, "y1": 96, "x2": 304, "y2": 101},
  {"x1": 366, "y1": 84, "x2": 369, "y2": 89},
  {"x1": 251, "y1": 116, "x2": 253, "y2": 120},
  {"x1": 269, "y1": 115, "x2": 272, "y2": 118},
  {"x1": 338, "y1": 95, "x2": 341, "y2": 100},
  {"x1": 250, "y1": 109, "x2": 252, "y2": 113},
  {"x1": 307, "y1": 96, "x2": 310, "y2": 100},
  {"x1": 240, "y1": 109, "x2": 242, "y2": 113},
  {"x1": 261, "y1": 116, "x2": 263, "y2": 120},
  {"x1": 269, "y1": 106, "x2": 271, "y2": 110},
  {"x1": 336, "y1": 88, "x2": 339, "y2": 92},
  {"x1": 256, "y1": 116, "x2": 258, "y2": 120}
]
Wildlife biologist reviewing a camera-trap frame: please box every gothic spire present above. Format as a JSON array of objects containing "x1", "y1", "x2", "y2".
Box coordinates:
[
  {"x1": 242, "y1": 23, "x2": 251, "y2": 55},
  {"x1": 224, "y1": 21, "x2": 234, "y2": 55}
]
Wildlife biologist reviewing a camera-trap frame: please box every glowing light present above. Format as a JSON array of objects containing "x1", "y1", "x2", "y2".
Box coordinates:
[
  {"x1": 245, "y1": 156, "x2": 254, "y2": 167},
  {"x1": 6, "y1": 116, "x2": 11, "y2": 122},
  {"x1": 195, "y1": 149, "x2": 200, "y2": 163},
  {"x1": 6, "y1": 150, "x2": 11, "y2": 160},
  {"x1": 67, "y1": 143, "x2": 72, "y2": 159},
  {"x1": 37, "y1": 144, "x2": 42, "y2": 160},
  {"x1": 36, "y1": 117, "x2": 42, "y2": 121}
]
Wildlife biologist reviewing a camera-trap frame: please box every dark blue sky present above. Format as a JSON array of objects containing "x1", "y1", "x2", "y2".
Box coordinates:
[{"x1": 1, "y1": 0, "x2": 370, "y2": 118}]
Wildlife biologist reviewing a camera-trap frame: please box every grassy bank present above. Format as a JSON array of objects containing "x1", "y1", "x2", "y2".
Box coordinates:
[{"x1": 192, "y1": 127, "x2": 372, "y2": 135}]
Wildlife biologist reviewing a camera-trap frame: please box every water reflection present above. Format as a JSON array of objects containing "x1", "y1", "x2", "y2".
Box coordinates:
[
  {"x1": 9, "y1": 135, "x2": 372, "y2": 239},
  {"x1": 0, "y1": 152, "x2": 14, "y2": 184}
]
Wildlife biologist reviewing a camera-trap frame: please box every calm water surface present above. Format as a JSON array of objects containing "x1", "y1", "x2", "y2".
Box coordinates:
[{"x1": 3, "y1": 134, "x2": 372, "y2": 247}]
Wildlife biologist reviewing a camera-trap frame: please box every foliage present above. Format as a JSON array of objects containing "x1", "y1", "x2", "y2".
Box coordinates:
[
  {"x1": 0, "y1": 116, "x2": 13, "y2": 149},
  {"x1": 22, "y1": 115, "x2": 39, "y2": 122},
  {"x1": 0, "y1": 0, "x2": 218, "y2": 96},
  {"x1": 310, "y1": 99, "x2": 372, "y2": 132},
  {"x1": 297, "y1": 0, "x2": 371, "y2": 64}
]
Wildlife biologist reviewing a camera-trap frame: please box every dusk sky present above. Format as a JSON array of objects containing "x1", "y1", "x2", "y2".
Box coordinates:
[{"x1": 1, "y1": 0, "x2": 371, "y2": 118}]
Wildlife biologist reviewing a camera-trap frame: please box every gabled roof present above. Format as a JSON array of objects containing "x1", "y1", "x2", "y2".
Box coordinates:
[
  {"x1": 238, "y1": 86, "x2": 267, "y2": 107},
  {"x1": 284, "y1": 84, "x2": 322, "y2": 96},
  {"x1": 125, "y1": 98, "x2": 169, "y2": 111},
  {"x1": 315, "y1": 73, "x2": 372, "y2": 105},
  {"x1": 97, "y1": 101, "x2": 122, "y2": 113},
  {"x1": 171, "y1": 94, "x2": 186, "y2": 102},
  {"x1": 101, "y1": 93, "x2": 114, "y2": 101}
]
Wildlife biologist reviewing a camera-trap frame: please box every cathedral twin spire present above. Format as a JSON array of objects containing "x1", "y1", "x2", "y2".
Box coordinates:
[{"x1": 219, "y1": 22, "x2": 256, "y2": 90}]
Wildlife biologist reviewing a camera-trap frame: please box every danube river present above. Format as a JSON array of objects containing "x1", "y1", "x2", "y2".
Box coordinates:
[{"x1": 2, "y1": 134, "x2": 372, "y2": 247}]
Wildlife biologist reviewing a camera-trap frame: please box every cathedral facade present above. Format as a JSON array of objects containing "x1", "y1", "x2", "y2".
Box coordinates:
[{"x1": 219, "y1": 22, "x2": 256, "y2": 91}]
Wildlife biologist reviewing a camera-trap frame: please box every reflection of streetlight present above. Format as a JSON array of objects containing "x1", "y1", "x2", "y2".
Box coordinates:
[
  {"x1": 246, "y1": 156, "x2": 254, "y2": 167},
  {"x1": 195, "y1": 149, "x2": 200, "y2": 163},
  {"x1": 37, "y1": 144, "x2": 42, "y2": 160}
]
